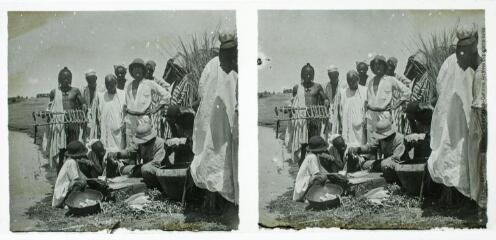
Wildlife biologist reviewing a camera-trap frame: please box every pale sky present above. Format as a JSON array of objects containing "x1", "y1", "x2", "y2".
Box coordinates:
[
  {"x1": 258, "y1": 10, "x2": 484, "y2": 92},
  {"x1": 8, "y1": 11, "x2": 236, "y2": 97}
]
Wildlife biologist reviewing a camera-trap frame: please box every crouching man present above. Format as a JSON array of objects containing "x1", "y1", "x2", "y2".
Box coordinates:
[
  {"x1": 108, "y1": 122, "x2": 165, "y2": 188},
  {"x1": 348, "y1": 119, "x2": 412, "y2": 183},
  {"x1": 293, "y1": 136, "x2": 345, "y2": 202}
]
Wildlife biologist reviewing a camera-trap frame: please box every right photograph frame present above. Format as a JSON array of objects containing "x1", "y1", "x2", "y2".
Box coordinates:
[{"x1": 258, "y1": 10, "x2": 487, "y2": 229}]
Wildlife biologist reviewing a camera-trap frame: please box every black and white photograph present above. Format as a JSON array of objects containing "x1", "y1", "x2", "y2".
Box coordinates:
[
  {"x1": 8, "y1": 11, "x2": 238, "y2": 231},
  {"x1": 258, "y1": 10, "x2": 487, "y2": 229}
]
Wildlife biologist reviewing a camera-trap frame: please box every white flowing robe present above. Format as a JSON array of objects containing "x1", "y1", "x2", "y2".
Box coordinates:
[
  {"x1": 191, "y1": 57, "x2": 238, "y2": 204},
  {"x1": 94, "y1": 90, "x2": 126, "y2": 151},
  {"x1": 334, "y1": 85, "x2": 367, "y2": 146},
  {"x1": 428, "y1": 54, "x2": 473, "y2": 197},
  {"x1": 43, "y1": 89, "x2": 66, "y2": 168},
  {"x1": 286, "y1": 84, "x2": 309, "y2": 162}
]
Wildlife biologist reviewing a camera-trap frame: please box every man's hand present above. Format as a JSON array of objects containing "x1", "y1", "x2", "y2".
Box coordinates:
[
  {"x1": 347, "y1": 146, "x2": 360, "y2": 155},
  {"x1": 310, "y1": 173, "x2": 327, "y2": 186}
]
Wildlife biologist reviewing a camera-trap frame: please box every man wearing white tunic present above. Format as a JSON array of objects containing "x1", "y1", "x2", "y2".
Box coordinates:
[
  {"x1": 333, "y1": 70, "x2": 367, "y2": 146},
  {"x1": 124, "y1": 58, "x2": 170, "y2": 147},
  {"x1": 93, "y1": 74, "x2": 126, "y2": 151},
  {"x1": 365, "y1": 55, "x2": 411, "y2": 143},
  {"x1": 429, "y1": 24, "x2": 486, "y2": 207},
  {"x1": 191, "y1": 31, "x2": 238, "y2": 204}
]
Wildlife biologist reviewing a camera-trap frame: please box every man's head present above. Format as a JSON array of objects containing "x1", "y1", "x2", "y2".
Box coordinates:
[
  {"x1": 307, "y1": 136, "x2": 329, "y2": 154},
  {"x1": 455, "y1": 24, "x2": 479, "y2": 71},
  {"x1": 85, "y1": 70, "x2": 97, "y2": 89},
  {"x1": 370, "y1": 55, "x2": 387, "y2": 77},
  {"x1": 133, "y1": 122, "x2": 157, "y2": 147},
  {"x1": 346, "y1": 70, "x2": 359, "y2": 90},
  {"x1": 219, "y1": 31, "x2": 238, "y2": 74},
  {"x1": 90, "y1": 140, "x2": 106, "y2": 160},
  {"x1": 374, "y1": 119, "x2": 396, "y2": 143},
  {"x1": 386, "y1": 57, "x2": 398, "y2": 76},
  {"x1": 356, "y1": 62, "x2": 369, "y2": 78},
  {"x1": 301, "y1": 63, "x2": 315, "y2": 84},
  {"x1": 129, "y1": 58, "x2": 146, "y2": 81},
  {"x1": 404, "y1": 52, "x2": 427, "y2": 81},
  {"x1": 166, "y1": 105, "x2": 181, "y2": 126},
  {"x1": 162, "y1": 59, "x2": 186, "y2": 84},
  {"x1": 145, "y1": 60, "x2": 156, "y2": 79},
  {"x1": 105, "y1": 74, "x2": 117, "y2": 94},
  {"x1": 327, "y1": 65, "x2": 339, "y2": 85},
  {"x1": 58, "y1": 67, "x2": 72, "y2": 89},
  {"x1": 330, "y1": 134, "x2": 347, "y2": 154},
  {"x1": 114, "y1": 65, "x2": 127, "y2": 80}
]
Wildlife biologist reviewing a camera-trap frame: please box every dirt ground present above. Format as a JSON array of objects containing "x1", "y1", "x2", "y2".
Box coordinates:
[
  {"x1": 8, "y1": 99, "x2": 238, "y2": 231},
  {"x1": 258, "y1": 93, "x2": 486, "y2": 229}
]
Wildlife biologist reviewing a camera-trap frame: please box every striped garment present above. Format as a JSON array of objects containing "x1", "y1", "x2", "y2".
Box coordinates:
[
  {"x1": 410, "y1": 71, "x2": 435, "y2": 104},
  {"x1": 162, "y1": 73, "x2": 197, "y2": 139}
]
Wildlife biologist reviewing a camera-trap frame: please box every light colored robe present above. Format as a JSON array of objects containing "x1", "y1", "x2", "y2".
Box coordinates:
[
  {"x1": 365, "y1": 75, "x2": 411, "y2": 142},
  {"x1": 94, "y1": 89, "x2": 126, "y2": 151},
  {"x1": 190, "y1": 57, "x2": 238, "y2": 204},
  {"x1": 285, "y1": 84, "x2": 308, "y2": 163},
  {"x1": 333, "y1": 85, "x2": 367, "y2": 146},
  {"x1": 428, "y1": 54, "x2": 474, "y2": 198},
  {"x1": 124, "y1": 79, "x2": 170, "y2": 147},
  {"x1": 293, "y1": 153, "x2": 328, "y2": 201},
  {"x1": 43, "y1": 89, "x2": 66, "y2": 168}
]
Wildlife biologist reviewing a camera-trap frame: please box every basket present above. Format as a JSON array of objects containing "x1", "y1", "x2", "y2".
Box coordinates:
[
  {"x1": 156, "y1": 168, "x2": 189, "y2": 201},
  {"x1": 395, "y1": 163, "x2": 426, "y2": 195}
]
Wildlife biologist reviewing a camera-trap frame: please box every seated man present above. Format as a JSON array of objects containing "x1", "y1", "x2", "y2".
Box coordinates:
[
  {"x1": 293, "y1": 136, "x2": 345, "y2": 202},
  {"x1": 52, "y1": 141, "x2": 95, "y2": 207},
  {"x1": 109, "y1": 122, "x2": 166, "y2": 188},
  {"x1": 164, "y1": 105, "x2": 195, "y2": 167},
  {"x1": 348, "y1": 119, "x2": 413, "y2": 183}
]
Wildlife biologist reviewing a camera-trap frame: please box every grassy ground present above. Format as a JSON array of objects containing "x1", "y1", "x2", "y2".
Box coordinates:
[
  {"x1": 9, "y1": 98, "x2": 238, "y2": 231},
  {"x1": 262, "y1": 164, "x2": 485, "y2": 229},
  {"x1": 258, "y1": 94, "x2": 486, "y2": 229},
  {"x1": 25, "y1": 187, "x2": 237, "y2": 232}
]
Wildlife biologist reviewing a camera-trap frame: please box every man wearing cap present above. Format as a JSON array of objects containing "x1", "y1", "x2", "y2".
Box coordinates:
[
  {"x1": 365, "y1": 55, "x2": 411, "y2": 143},
  {"x1": 114, "y1": 64, "x2": 128, "y2": 90},
  {"x1": 109, "y1": 122, "x2": 166, "y2": 188},
  {"x1": 348, "y1": 119, "x2": 413, "y2": 182},
  {"x1": 92, "y1": 74, "x2": 126, "y2": 151},
  {"x1": 191, "y1": 30, "x2": 239, "y2": 204},
  {"x1": 83, "y1": 70, "x2": 105, "y2": 140},
  {"x1": 356, "y1": 61, "x2": 369, "y2": 86},
  {"x1": 289, "y1": 63, "x2": 328, "y2": 165},
  {"x1": 324, "y1": 65, "x2": 341, "y2": 135},
  {"x1": 47, "y1": 67, "x2": 87, "y2": 172},
  {"x1": 332, "y1": 70, "x2": 367, "y2": 146},
  {"x1": 429, "y1": 24, "x2": 486, "y2": 207},
  {"x1": 293, "y1": 136, "x2": 344, "y2": 201},
  {"x1": 124, "y1": 58, "x2": 171, "y2": 147},
  {"x1": 52, "y1": 140, "x2": 100, "y2": 207}
]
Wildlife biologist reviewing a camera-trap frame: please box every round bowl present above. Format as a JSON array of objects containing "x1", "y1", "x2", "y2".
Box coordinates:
[
  {"x1": 305, "y1": 183, "x2": 343, "y2": 210},
  {"x1": 65, "y1": 189, "x2": 103, "y2": 216}
]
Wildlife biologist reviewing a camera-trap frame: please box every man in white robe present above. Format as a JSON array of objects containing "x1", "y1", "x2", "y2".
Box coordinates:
[
  {"x1": 93, "y1": 74, "x2": 126, "y2": 151},
  {"x1": 333, "y1": 70, "x2": 367, "y2": 146},
  {"x1": 190, "y1": 31, "x2": 238, "y2": 204},
  {"x1": 429, "y1": 24, "x2": 486, "y2": 207}
]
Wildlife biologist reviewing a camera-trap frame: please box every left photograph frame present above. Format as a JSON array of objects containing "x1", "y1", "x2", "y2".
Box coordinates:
[{"x1": 8, "y1": 10, "x2": 239, "y2": 232}]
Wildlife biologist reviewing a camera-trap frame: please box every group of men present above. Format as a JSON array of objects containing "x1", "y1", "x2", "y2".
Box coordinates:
[
  {"x1": 292, "y1": 24, "x2": 486, "y2": 209},
  {"x1": 48, "y1": 31, "x2": 239, "y2": 208}
]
